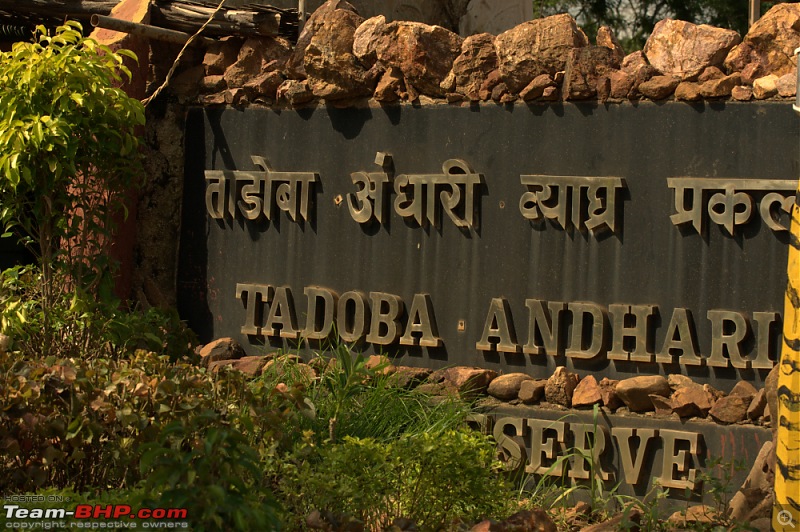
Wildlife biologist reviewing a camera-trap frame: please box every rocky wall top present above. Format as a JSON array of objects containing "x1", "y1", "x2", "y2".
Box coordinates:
[{"x1": 176, "y1": 0, "x2": 800, "y2": 107}]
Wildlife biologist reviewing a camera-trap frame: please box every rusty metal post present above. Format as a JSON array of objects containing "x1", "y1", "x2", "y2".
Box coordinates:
[
  {"x1": 298, "y1": 0, "x2": 306, "y2": 30},
  {"x1": 749, "y1": 0, "x2": 761, "y2": 27}
]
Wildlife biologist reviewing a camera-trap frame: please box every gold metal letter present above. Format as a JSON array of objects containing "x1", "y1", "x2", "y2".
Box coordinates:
[
  {"x1": 366, "y1": 292, "x2": 404, "y2": 345},
  {"x1": 658, "y1": 429, "x2": 701, "y2": 490},
  {"x1": 526, "y1": 419, "x2": 566, "y2": 476},
  {"x1": 608, "y1": 304, "x2": 656, "y2": 362},
  {"x1": 493, "y1": 417, "x2": 527, "y2": 471},
  {"x1": 264, "y1": 286, "x2": 299, "y2": 339},
  {"x1": 399, "y1": 293, "x2": 442, "y2": 347},
  {"x1": 707, "y1": 310, "x2": 750, "y2": 368},
  {"x1": 656, "y1": 308, "x2": 702, "y2": 365},
  {"x1": 337, "y1": 291, "x2": 369, "y2": 343},
  {"x1": 753, "y1": 311, "x2": 779, "y2": 369},
  {"x1": 236, "y1": 283, "x2": 271, "y2": 336},
  {"x1": 569, "y1": 424, "x2": 611, "y2": 481},
  {"x1": 303, "y1": 286, "x2": 338, "y2": 341},
  {"x1": 566, "y1": 302, "x2": 607, "y2": 360},
  {"x1": 612, "y1": 427, "x2": 658, "y2": 485},
  {"x1": 523, "y1": 300, "x2": 565, "y2": 356},
  {"x1": 476, "y1": 298, "x2": 520, "y2": 353}
]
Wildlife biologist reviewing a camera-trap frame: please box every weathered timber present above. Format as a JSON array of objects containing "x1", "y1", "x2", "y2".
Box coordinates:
[
  {"x1": 153, "y1": 1, "x2": 281, "y2": 38},
  {"x1": 0, "y1": 0, "x2": 117, "y2": 19},
  {"x1": 91, "y1": 14, "x2": 215, "y2": 46}
]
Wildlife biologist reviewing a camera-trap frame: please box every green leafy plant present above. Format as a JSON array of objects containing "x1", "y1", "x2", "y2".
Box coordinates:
[
  {"x1": 0, "y1": 21, "x2": 144, "y2": 353},
  {"x1": 284, "y1": 430, "x2": 513, "y2": 530},
  {"x1": 138, "y1": 411, "x2": 281, "y2": 531}
]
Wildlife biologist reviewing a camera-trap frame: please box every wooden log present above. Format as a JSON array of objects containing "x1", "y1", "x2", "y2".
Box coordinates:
[
  {"x1": 0, "y1": 0, "x2": 118, "y2": 19},
  {"x1": 152, "y1": 2, "x2": 281, "y2": 38}
]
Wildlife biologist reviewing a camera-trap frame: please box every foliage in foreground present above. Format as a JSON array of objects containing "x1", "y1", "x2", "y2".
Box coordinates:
[{"x1": 0, "y1": 21, "x2": 144, "y2": 356}]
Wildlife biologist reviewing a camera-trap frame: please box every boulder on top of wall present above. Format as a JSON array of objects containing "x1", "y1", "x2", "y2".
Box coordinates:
[
  {"x1": 777, "y1": 70, "x2": 797, "y2": 97},
  {"x1": 519, "y1": 73, "x2": 556, "y2": 101},
  {"x1": 725, "y1": 3, "x2": 800, "y2": 77},
  {"x1": 449, "y1": 33, "x2": 498, "y2": 99},
  {"x1": 276, "y1": 79, "x2": 316, "y2": 106},
  {"x1": 638, "y1": 75, "x2": 680, "y2": 100},
  {"x1": 562, "y1": 45, "x2": 620, "y2": 100},
  {"x1": 353, "y1": 16, "x2": 463, "y2": 98},
  {"x1": 753, "y1": 74, "x2": 779, "y2": 99},
  {"x1": 287, "y1": 0, "x2": 359, "y2": 80},
  {"x1": 731, "y1": 85, "x2": 753, "y2": 101},
  {"x1": 699, "y1": 72, "x2": 741, "y2": 98},
  {"x1": 303, "y1": 3, "x2": 378, "y2": 100},
  {"x1": 643, "y1": 19, "x2": 740, "y2": 81},
  {"x1": 203, "y1": 37, "x2": 242, "y2": 76},
  {"x1": 223, "y1": 37, "x2": 292, "y2": 89},
  {"x1": 596, "y1": 25, "x2": 624, "y2": 63},
  {"x1": 620, "y1": 50, "x2": 658, "y2": 97},
  {"x1": 495, "y1": 13, "x2": 588, "y2": 93}
]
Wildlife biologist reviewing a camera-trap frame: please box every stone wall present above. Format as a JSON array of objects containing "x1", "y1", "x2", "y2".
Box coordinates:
[
  {"x1": 267, "y1": 0, "x2": 531, "y2": 36},
  {"x1": 180, "y1": 0, "x2": 800, "y2": 108}
]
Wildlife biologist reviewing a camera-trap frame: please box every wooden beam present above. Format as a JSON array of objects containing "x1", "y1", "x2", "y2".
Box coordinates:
[
  {"x1": 153, "y1": 2, "x2": 280, "y2": 37},
  {"x1": 0, "y1": 0, "x2": 118, "y2": 19}
]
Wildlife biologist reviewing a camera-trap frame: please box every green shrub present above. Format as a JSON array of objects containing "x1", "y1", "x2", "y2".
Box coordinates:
[
  {"x1": 139, "y1": 411, "x2": 281, "y2": 531},
  {"x1": 281, "y1": 429, "x2": 513, "y2": 530},
  {"x1": 0, "y1": 350, "x2": 297, "y2": 494},
  {"x1": 0, "y1": 264, "x2": 196, "y2": 361},
  {"x1": 0, "y1": 22, "x2": 144, "y2": 346}
]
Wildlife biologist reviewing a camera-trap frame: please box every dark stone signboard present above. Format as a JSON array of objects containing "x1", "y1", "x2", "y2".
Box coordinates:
[{"x1": 178, "y1": 101, "x2": 797, "y2": 390}]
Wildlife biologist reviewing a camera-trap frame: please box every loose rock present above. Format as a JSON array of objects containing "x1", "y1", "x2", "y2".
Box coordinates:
[
  {"x1": 303, "y1": 5, "x2": 377, "y2": 100},
  {"x1": 731, "y1": 85, "x2": 753, "y2": 100},
  {"x1": 724, "y1": 3, "x2": 800, "y2": 77},
  {"x1": 518, "y1": 379, "x2": 547, "y2": 404},
  {"x1": 544, "y1": 366, "x2": 579, "y2": 407},
  {"x1": 429, "y1": 367, "x2": 497, "y2": 397},
  {"x1": 596, "y1": 25, "x2": 624, "y2": 63},
  {"x1": 674, "y1": 81, "x2": 702, "y2": 101},
  {"x1": 450, "y1": 33, "x2": 498, "y2": 99},
  {"x1": 698, "y1": 72, "x2": 741, "y2": 98},
  {"x1": 519, "y1": 74, "x2": 555, "y2": 101},
  {"x1": 495, "y1": 13, "x2": 588, "y2": 93},
  {"x1": 708, "y1": 394, "x2": 750, "y2": 424},
  {"x1": 747, "y1": 388, "x2": 767, "y2": 420},
  {"x1": 487, "y1": 373, "x2": 533, "y2": 400},
  {"x1": 199, "y1": 337, "x2": 245, "y2": 367},
  {"x1": 562, "y1": 46, "x2": 620, "y2": 100},
  {"x1": 276, "y1": 79, "x2": 316, "y2": 106},
  {"x1": 777, "y1": 71, "x2": 797, "y2": 97},
  {"x1": 598, "y1": 377, "x2": 622, "y2": 410},
  {"x1": 356, "y1": 18, "x2": 463, "y2": 97},
  {"x1": 615, "y1": 375, "x2": 671, "y2": 412},
  {"x1": 672, "y1": 385, "x2": 713, "y2": 418},
  {"x1": 572, "y1": 375, "x2": 602, "y2": 407},
  {"x1": 644, "y1": 19, "x2": 741, "y2": 80},
  {"x1": 638, "y1": 75, "x2": 680, "y2": 100}
]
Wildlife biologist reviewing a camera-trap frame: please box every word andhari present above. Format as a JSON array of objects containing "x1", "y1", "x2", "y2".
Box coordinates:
[
  {"x1": 235, "y1": 283, "x2": 779, "y2": 369},
  {"x1": 205, "y1": 154, "x2": 797, "y2": 236}
]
